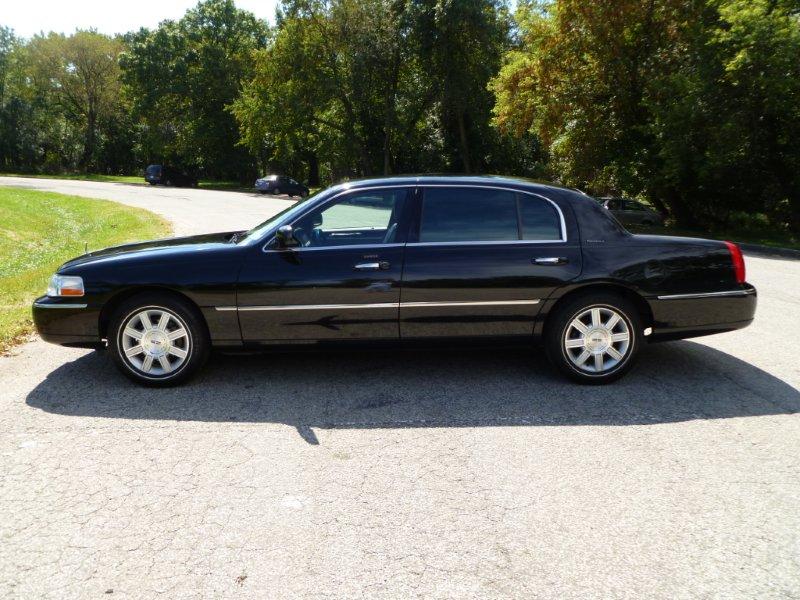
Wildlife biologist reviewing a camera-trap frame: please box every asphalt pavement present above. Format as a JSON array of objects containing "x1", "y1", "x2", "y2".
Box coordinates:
[{"x1": 0, "y1": 177, "x2": 798, "y2": 598}]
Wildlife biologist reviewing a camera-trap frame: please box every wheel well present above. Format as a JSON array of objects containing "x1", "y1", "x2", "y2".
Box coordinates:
[
  {"x1": 545, "y1": 284, "x2": 653, "y2": 333},
  {"x1": 99, "y1": 287, "x2": 208, "y2": 339}
]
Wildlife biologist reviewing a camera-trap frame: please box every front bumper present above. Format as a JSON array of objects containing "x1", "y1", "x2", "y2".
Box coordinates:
[
  {"x1": 648, "y1": 284, "x2": 757, "y2": 341},
  {"x1": 32, "y1": 296, "x2": 103, "y2": 348}
]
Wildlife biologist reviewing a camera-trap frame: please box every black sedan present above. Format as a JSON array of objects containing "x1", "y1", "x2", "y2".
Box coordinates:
[
  {"x1": 33, "y1": 176, "x2": 756, "y2": 386},
  {"x1": 255, "y1": 175, "x2": 309, "y2": 197}
]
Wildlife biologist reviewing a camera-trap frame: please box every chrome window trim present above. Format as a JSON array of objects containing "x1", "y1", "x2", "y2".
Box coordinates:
[
  {"x1": 656, "y1": 289, "x2": 756, "y2": 300},
  {"x1": 216, "y1": 299, "x2": 541, "y2": 312},
  {"x1": 260, "y1": 182, "x2": 568, "y2": 252},
  {"x1": 417, "y1": 184, "x2": 567, "y2": 244},
  {"x1": 33, "y1": 302, "x2": 88, "y2": 309}
]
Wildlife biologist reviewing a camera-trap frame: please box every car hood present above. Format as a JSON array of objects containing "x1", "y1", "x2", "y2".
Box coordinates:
[{"x1": 59, "y1": 231, "x2": 242, "y2": 271}]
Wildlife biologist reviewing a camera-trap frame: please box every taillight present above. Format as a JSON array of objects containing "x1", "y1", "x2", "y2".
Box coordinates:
[{"x1": 724, "y1": 241, "x2": 746, "y2": 284}]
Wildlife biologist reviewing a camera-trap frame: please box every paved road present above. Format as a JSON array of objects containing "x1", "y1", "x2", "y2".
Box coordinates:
[{"x1": 1, "y1": 179, "x2": 799, "y2": 598}]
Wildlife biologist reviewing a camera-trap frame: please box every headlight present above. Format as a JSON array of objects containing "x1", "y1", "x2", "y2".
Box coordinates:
[{"x1": 47, "y1": 275, "x2": 84, "y2": 297}]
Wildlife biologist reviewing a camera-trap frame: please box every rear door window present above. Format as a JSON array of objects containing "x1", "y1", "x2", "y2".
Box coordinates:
[{"x1": 420, "y1": 187, "x2": 518, "y2": 242}]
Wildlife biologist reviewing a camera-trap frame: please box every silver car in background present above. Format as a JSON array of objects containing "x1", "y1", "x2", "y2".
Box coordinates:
[{"x1": 600, "y1": 197, "x2": 665, "y2": 226}]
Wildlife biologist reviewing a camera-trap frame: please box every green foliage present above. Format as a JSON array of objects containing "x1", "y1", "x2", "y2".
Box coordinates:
[
  {"x1": 0, "y1": 187, "x2": 171, "y2": 351},
  {"x1": 491, "y1": 0, "x2": 800, "y2": 232},
  {"x1": 120, "y1": 0, "x2": 268, "y2": 180}
]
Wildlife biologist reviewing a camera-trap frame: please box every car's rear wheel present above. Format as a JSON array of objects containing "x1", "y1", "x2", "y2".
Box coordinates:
[
  {"x1": 545, "y1": 292, "x2": 641, "y2": 384},
  {"x1": 272, "y1": 187, "x2": 281, "y2": 195},
  {"x1": 108, "y1": 293, "x2": 209, "y2": 386}
]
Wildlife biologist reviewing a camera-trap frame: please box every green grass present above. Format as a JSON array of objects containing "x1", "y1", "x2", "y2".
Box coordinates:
[
  {"x1": 627, "y1": 223, "x2": 800, "y2": 251},
  {"x1": 0, "y1": 172, "x2": 143, "y2": 185},
  {"x1": 0, "y1": 187, "x2": 172, "y2": 352}
]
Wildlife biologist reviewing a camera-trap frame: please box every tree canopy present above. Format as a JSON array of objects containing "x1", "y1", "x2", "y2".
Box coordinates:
[{"x1": 0, "y1": 0, "x2": 798, "y2": 232}]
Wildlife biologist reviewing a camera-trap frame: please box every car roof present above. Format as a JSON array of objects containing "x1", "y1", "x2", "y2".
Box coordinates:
[{"x1": 330, "y1": 174, "x2": 582, "y2": 197}]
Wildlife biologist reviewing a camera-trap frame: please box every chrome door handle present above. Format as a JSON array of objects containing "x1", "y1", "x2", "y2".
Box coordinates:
[
  {"x1": 533, "y1": 257, "x2": 568, "y2": 265},
  {"x1": 354, "y1": 261, "x2": 390, "y2": 271}
]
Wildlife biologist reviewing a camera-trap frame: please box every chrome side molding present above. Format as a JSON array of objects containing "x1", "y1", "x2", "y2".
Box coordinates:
[
  {"x1": 215, "y1": 299, "x2": 541, "y2": 312},
  {"x1": 656, "y1": 289, "x2": 756, "y2": 300}
]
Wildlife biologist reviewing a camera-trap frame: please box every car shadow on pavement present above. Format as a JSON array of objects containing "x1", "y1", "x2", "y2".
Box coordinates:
[{"x1": 26, "y1": 340, "x2": 799, "y2": 445}]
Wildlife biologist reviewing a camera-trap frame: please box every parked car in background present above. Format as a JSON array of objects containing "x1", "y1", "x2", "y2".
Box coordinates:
[
  {"x1": 145, "y1": 165, "x2": 198, "y2": 188},
  {"x1": 255, "y1": 175, "x2": 309, "y2": 197},
  {"x1": 33, "y1": 175, "x2": 755, "y2": 387},
  {"x1": 600, "y1": 197, "x2": 664, "y2": 226}
]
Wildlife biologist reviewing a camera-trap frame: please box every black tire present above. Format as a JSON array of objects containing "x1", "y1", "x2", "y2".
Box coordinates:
[
  {"x1": 544, "y1": 292, "x2": 641, "y2": 384},
  {"x1": 272, "y1": 187, "x2": 281, "y2": 195},
  {"x1": 108, "y1": 292, "x2": 210, "y2": 387},
  {"x1": 149, "y1": 181, "x2": 157, "y2": 186},
  {"x1": 165, "y1": 179, "x2": 172, "y2": 187}
]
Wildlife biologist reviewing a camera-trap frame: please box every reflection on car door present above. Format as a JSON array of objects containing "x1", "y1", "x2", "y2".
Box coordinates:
[
  {"x1": 237, "y1": 187, "x2": 412, "y2": 341},
  {"x1": 400, "y1": 186, "x2": 581, "y2": 338}
]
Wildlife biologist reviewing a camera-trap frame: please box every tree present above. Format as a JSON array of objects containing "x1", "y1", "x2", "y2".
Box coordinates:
[
  {"x1": 26, "y1": 31, "x2": 124, "y2": 170},
  {"x1": 491, "y1": 0, "x2": 800, "y2": 232},
  {"x1": 120, "y1": 0, "x2": 268, "y2": 180}
]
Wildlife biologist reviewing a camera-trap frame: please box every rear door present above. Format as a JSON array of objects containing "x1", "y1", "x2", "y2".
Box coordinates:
[{"x1": 399, "y1": 185, "x2": 581, "y2": 339}]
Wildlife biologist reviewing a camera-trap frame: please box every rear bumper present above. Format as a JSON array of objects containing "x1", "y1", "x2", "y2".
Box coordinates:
[
  {"x1": 648, "y1": 285, "x2": 757, "y2": 341},
  {"x1": 32, "y1": 297, "x2": 103, "y2": 348}
]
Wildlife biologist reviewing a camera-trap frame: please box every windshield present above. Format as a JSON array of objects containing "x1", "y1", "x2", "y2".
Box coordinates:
[{"x1": 238, "y1": 190, "x2": 327, "y2": 244}]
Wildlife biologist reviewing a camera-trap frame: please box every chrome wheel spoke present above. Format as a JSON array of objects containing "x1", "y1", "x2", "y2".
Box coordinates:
[
  {"x1": 157, "y1": 356, "x2": 172, "y2": 373},
  {"x1": 168, "y1": 346, "x2": 188, "y2": 359},
  {"x1": 141, "y1": 355, "x2": 154, "y2": 373},
  {"x1": 605, "y1": 313, "x2": 620, "y2": 330},
  {"x1": 570, "y1": 319, "x2": 589, "y2": 334},
  {"x1": 167, "y1": 328, "x2": 187, "y2": 341},
  {"x1": 606, "y1": 346, "x2": 624, "y2": 361},
  {"x1": 565, "y1": 337, "x2": 585, "y2": 349},
  {"x1": 139, "y1": 311, "x2": 153, "y2": 330},
  {"x1": 157, "y1": 312, "x2": 170, "y2": 332},
  {"x1": 594, "y1": 353, "x2": 604, "y2": 371},
  {"x1": 591, "y1": 308, "x2": 601, "y2": 328},
  {"x1": 125, "y1": 344, "x2": 144, "y2": 358},
  {"x1": 611, "y1": 332, "x2": 629, "y2": 342},
  {"x1": 124, "y1": 327, "x2": 144, "y2": 341},
  {"x1": 575, "y1": 350, "x2": 591, "y2": 365}
]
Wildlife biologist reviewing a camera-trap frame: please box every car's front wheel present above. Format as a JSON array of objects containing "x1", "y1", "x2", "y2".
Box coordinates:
[
  {"x1": 545, "y1": 292, "x2": 641, "y2": 384},
  {"x1": 108, "y1": 293, "x2": 209, "y2": 386},
  {"x1": 272, "y1": 187, "x2": 281, "y2": 195}
]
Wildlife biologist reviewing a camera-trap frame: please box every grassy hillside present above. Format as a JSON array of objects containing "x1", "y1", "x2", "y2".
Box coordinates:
[{"x1": 0, "y1": 187, "x2": 171, "y2": 352}]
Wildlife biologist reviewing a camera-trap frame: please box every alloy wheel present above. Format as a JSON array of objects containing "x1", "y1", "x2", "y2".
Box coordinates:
[
  {"x1": 563, "y1": 306, "x2": 631, "y2": 374},
  {"x1": 119, "y1": 308, "x2": 192, "y2": 377}
]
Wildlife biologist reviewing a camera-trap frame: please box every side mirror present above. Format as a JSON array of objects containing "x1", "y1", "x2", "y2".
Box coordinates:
[{"x1": 275, "y1": 224, "x2": 298, "y2": 248}]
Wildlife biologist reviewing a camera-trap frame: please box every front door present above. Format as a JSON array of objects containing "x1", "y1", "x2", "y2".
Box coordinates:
[
  {"x1": 237, "y1": 187, "x2": 412, "y2": 342},
  {"x1": 400, "y1": 185, "x2": 581, "y2": 338}
]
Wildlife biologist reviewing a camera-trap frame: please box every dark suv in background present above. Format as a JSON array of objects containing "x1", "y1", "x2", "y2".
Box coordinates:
[
  {"x1": 145, "y1": 165, "x2": 198, "y2": 188},
  {"x1": 255, "y1": 174, "x2": 309, "y2": 197}
]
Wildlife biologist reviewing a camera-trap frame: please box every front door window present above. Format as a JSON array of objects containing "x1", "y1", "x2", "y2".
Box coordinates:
[{"x1": 292, "y1": 189, "x2": 407, "y2": 247}]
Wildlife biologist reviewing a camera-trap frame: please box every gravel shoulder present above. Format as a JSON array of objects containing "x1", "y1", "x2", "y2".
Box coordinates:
[{"x1": 0, "y1": 179, "x2": 798, "y2": 598}]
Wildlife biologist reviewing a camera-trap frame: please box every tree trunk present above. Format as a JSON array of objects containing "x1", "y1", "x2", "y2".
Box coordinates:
[
  {"x1": 306, "y1": 151, "x2": 320, "y2": 186},
  {"x1": 81, "y1": 109, "x2": 97, "y2": 171},
  {"x1": 457, "y1": 110, "x2": 471, "y2": 173}
]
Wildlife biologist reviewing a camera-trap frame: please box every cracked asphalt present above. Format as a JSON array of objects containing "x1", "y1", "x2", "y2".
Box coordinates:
[{"x1": 1, "y1": 178, "x2": 799, "y2": 598}]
